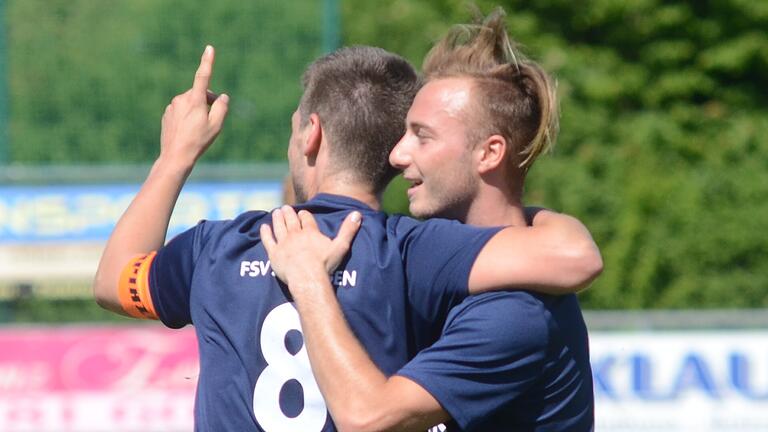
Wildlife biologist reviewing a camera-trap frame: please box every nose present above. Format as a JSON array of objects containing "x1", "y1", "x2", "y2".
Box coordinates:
[{"x1": 389, "y1": 133, "x2": 412, "y2": 170}]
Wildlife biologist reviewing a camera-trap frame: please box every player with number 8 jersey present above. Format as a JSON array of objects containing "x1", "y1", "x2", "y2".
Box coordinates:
[{"x1": 129, "y1": 193, "x2": 500, "y2": 431}]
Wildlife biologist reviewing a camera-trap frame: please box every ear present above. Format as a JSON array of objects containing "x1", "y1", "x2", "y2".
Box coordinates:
[
  {"x1": 303, "y1": 113, "x2": 323, "y2": 158},
  {"x1": 476, "y1": 134, "x2": 507, "y2": 174}
]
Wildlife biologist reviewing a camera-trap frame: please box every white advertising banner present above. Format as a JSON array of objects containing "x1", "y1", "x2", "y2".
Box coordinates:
[{"x1": 592, "y1": 331, "x2": 768, "y2": 432}]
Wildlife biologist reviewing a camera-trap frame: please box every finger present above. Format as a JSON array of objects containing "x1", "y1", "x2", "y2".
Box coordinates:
[
  {"x1": 297, "y1": 210, "x2": 318, "y2": 231},
  {"x1": 271, "y1": 208, "x2": 287, "y2": 241},
  {"x1": 208, "y1": 93, "x2": 230, "y2": 133},
  {"x1": 206, "y1": 90, "x2": 220, "y2": 106},
  {"x1": 281, "y1": 205, "x2": 301, "y2": 232},
  {"x1": 193, "y1": 45, "x2": 214, "y2": 96},
  {"x1": 330, "y1": 211, "x2": 362, "y2": 258},
  {"x1": 259, "y1": 223, "x2": 277, "y2": 255}
]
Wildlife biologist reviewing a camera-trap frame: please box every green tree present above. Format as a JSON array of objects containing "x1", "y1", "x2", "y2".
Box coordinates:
[
  {"x1": 5, "y1": 0, "x2": 768, "y2": 312},
  {"x1": 345, "y1": 0, "x2": 768, "y2": 309},
  {"x1": 8, "y1": 0, "x2": 323, "y2": 163}
]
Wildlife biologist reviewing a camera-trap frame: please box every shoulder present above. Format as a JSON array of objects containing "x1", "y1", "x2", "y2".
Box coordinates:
[
  {"x1": 206, "y1": 210, "x2": 270, "y2": 238},
  {"x1": 227, "y1": 209, "x2": 271, "y2": 231},
  {"x1": 173, "y1": 210, "x2": 270, "y2": 256},
  {"x1": 388, "y1": 215, "x2": 500, "y2": 244},
  {"x1": 386, "y1": 213, "x2": 421, "y2": 234},
  {"x1": 445, "y1": 292, "x2": 551, "y2": 350}
]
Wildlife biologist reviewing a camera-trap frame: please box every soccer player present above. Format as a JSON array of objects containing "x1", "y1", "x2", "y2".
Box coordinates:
[
  {"x1": 93, "y1": 43, "x2": 601, "y2": 430},
  {"x1": 261, "y1": 8, "x2": 595, "y2": 431}
]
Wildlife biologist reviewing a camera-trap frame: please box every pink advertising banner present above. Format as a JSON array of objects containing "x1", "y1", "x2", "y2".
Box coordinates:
[{"x1": 0, "y1": 325, "x2": 198, "y2": 431}]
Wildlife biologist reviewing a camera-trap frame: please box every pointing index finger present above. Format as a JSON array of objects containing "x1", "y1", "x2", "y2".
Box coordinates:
[{"x1": 193, "y1": 45, "x2": 215, "y2": 96}]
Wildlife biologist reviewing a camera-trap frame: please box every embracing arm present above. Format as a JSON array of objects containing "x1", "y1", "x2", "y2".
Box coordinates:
[
  {"x1": 468, "y1": 208, "x2": 603, "y2": 296},
  {"x1": 92, "y1": 46, "x2": 229, "y2": 314},
  {"x1": 288, "y1": 273, "x2": 447, "y2": 431},
  {"x1": 261, "y1": 207, "x2": 448, "y2": 431},
  {"x1": 261, "y1": 206, "x2": 601, "y2": 430}
]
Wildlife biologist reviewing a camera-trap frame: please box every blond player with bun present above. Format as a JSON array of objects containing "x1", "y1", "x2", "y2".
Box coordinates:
[{"x1": 262, "y1": 8, "x2": 596, "y2": 431}]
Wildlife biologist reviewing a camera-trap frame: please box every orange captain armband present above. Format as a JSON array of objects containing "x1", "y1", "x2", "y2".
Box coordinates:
[{"x1": 118, "y1": 252, "x2": 160, "y2": 320}]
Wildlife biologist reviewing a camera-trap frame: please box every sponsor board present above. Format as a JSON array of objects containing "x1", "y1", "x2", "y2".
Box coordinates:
[
  {"x1": 592, "y1": 331, "x2": 768, "y2": 432},
  {"x1": 0, "y1": 326, "x2": 197, "y2": 431},
  {"x1": 0, "y1": 182, "x2": 282, "y2": 282},
  {"x1": 0, "y1": 182, "x2": 282, "y2": 243},
  {"x1": 1, "y1": 328, "x2": 767, "y2": 431}
]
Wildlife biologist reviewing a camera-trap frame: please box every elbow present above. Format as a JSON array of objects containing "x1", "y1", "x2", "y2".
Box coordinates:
[
  {"x1": 333, "y1": 402, "x2": 399, "y2": 432},
  {"x1": 92, "y1": 272, "x2": 110, "y2": 310},
  {"x1": 334, "y1": 419, "x2": 370, "y2": 432},
  {"x1": 570, "y1": 241, "x2": 603, "y2": 291},
  {"x1": 334, "y1": 412, "x2": 381, "y2": 432},
  {"x1": 92, "y1": 268, "x2": 119, "y2": 312}
]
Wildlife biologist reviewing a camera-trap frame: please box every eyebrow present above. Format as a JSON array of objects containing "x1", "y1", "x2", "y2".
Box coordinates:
[{"x1": 407, "y1": 121, "x2": 435, "y2": 134}]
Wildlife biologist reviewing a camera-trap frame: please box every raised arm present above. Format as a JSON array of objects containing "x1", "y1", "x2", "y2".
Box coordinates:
[
  {"x1": 92, "y1": 46, "x2": 229, "y2": 314},
  {"x1": 468, "y1": 208, "x2": 603, "y2": 296}
]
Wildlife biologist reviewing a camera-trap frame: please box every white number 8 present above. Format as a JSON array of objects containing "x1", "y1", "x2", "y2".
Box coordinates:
[{"x1": 253, "y1": 303, "x2": 328, "y2": 431}]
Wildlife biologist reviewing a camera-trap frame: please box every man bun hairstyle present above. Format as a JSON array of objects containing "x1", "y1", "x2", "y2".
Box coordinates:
[
  {"x1": 423, "y1": 8, "x2": 558, "y2": 173},
  {"x1": 300, "y1": 46, "x2": 421, "y2": 193}
]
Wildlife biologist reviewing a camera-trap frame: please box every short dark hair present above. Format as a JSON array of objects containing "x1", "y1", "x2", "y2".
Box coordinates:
[{"x1": 299, "y1": 46, "x2": 421, "y2": 194}]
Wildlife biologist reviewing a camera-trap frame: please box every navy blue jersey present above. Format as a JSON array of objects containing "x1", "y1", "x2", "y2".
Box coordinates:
[
  {"x1": 146, "y1": 193, "x2": 500, "y2": 431},
  {"x1": 398, "y1": 291, "x2": 594, "y2": 431}
]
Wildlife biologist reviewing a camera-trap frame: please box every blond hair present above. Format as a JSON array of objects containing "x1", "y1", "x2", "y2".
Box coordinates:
[{"x1": 423, "y1": 8, "x2": 558, "y2": 172}]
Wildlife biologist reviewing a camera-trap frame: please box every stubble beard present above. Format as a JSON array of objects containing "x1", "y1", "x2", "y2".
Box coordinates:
[
  {"x1": 291, "y1": 172, "x2": 308, "y2": 204},
  {"x1": 412, "y1": 175, "x2": 477, "y2": 222}
]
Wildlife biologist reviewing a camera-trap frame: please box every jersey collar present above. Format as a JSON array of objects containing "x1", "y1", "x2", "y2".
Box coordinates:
[{"x1": 304, "y1": 193, "x2": 376, "y2": 212}]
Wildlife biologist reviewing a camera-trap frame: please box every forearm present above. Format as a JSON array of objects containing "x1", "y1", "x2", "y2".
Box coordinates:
[
  {"x1": 93, "y1": 156, "x2": 192, "y2": 313},
  {"x1": 289, "y1": 269, "x2": 441, "y2": 432},
  {"x1": 469, "y1": 210, "x2": 603, "y2": 295},
  {"x1": 288, "y1": 267, "x2": 386, "y2": 426}
]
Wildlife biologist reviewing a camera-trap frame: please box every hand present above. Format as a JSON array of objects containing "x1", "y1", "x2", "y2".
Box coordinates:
[
  {"x1": 160, "y1": 45, "x2": 230, "y2": 167},
  {"x1": 524, "y1": 206, "x2": 547, "y2": 225},
  {"x1": 260, "y1": 205, "x2": 362, "y2": 286}
]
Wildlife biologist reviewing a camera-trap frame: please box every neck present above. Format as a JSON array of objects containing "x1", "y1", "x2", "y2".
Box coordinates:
[
  {"x1": 463, "y1": 182, "x2": 526, "y2": 228},
  {"x1": 313, "y1": 171, "x2": 381, "y2": 210}
]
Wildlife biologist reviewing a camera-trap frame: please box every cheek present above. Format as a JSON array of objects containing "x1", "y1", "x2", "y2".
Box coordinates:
[
  {"x1": 418, "y1": 146, "x2": 453, "y2": 172},
  {"x1": 288, "y1": 138, "x2": 300, "y2": 159}
]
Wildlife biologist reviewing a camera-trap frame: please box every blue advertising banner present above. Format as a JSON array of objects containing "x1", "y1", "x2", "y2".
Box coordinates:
[{"x1": 0, "y1": 182, "x2": 282, "y2": 243}]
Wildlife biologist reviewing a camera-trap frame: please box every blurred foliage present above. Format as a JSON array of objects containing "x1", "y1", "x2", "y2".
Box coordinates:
[
  {"x1": 0, "y1": 297, "x2": 128, "y2": 323},
  {"x1": 7, "y1": 0, "x2": 323, "y2": 163},
  {"x1": 3, "y1": 0, "x2": 768, "y2": 313},
  {"x1": 344, "y1": 0, "x2": 768, "y2": 309}
]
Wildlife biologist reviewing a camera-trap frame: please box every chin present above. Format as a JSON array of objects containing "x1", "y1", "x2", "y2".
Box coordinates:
[{"x1": 410, "y1": 204, "x2": 439, "y2": 220}]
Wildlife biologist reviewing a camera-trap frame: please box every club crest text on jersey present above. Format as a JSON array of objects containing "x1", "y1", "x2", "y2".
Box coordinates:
[{"x1": 240, "y1": 260, "x2": 358, "y2": 288}]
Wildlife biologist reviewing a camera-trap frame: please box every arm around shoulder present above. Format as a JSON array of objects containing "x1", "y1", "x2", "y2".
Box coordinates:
[{"x1": 468, "y1": 209, "x2": 603, "y2": 295}]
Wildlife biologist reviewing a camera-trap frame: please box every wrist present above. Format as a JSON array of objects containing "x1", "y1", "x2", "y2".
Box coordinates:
[
  {"x1": 285, "y1": 263, "x2": 332, "y2": 296},
  {"x1": 152, "y1": 154, "x2": 195, "y2": 179}
]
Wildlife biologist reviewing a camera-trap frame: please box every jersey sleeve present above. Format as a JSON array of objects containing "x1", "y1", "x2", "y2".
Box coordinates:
[
  {"x1": 396, "y1": 292, "x2": 549, "y2": 430},
  {"x1": 145, "y1": 220, "x2": 220, "y2": 328},
  {"x1": 397, "y1": 217, "x2": 501, "y2": 327}
]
